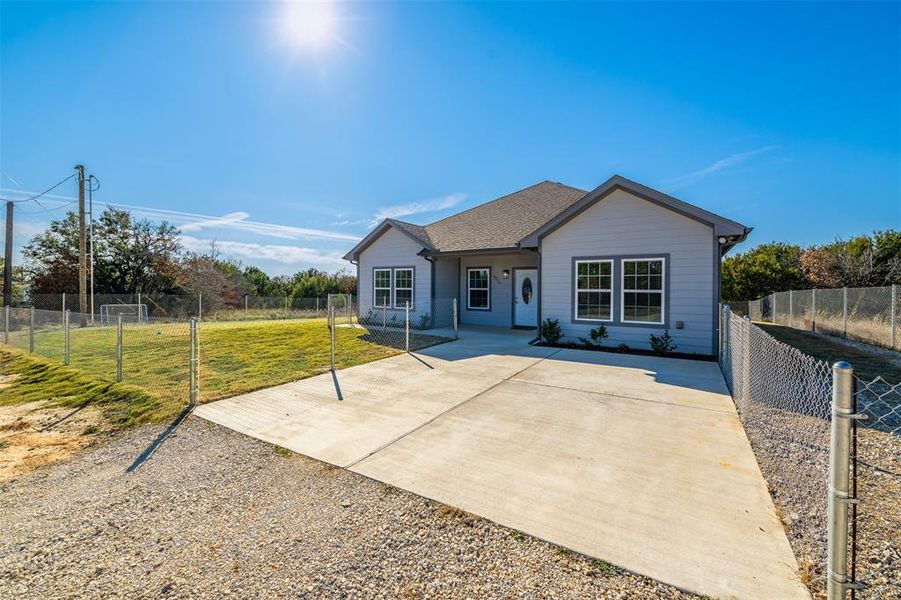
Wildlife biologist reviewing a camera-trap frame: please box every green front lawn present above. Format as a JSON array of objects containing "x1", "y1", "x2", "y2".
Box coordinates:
[{"x1": 1, "y1": 319, "x2": 449, "y2": 426}]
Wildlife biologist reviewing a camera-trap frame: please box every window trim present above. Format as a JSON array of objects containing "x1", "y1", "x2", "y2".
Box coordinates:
[
  {"x1": 373, "y1": 268, "x2": 392, "y2": 309},
  {"x1": 573, "y1": 259, "x2": 614, "y2": 323},
  {"x1": 620, "y1": 257, "x2": 666, "y2": 325},
  {"x1": 392, "y1": 267, "x2": 414, "y2": 310},
  {"x1": 466, "y1": 267, "x2": 491, "y2": 311}
]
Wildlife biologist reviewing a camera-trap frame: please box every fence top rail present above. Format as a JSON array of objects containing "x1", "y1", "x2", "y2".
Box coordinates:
[{"x1": 745, "y1": 284, "x2": 897, "y2": 303}]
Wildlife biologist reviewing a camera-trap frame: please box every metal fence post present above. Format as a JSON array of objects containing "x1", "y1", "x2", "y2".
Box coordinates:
[
  {"x1": 723, "y1": 304, "x2": 732, "y2": 373},
  {"x1": 189, "y1": 317, "x2": 198, "y2": 405},
  {"x1": 772, "y1": 293, "x2": 777, "y2": 324},
  {"x1": 4, "y1": 306, "x2": 8, "y2": 344},
  {"x1": 891, "y1": 284, "x2": 897, "y2": 351},
  {"x1": 789, "y1": 289, "x2": 794, "y2": 329},
  {"x1": 64, "y1": 310, "x2": 70, "y2": 365},
  {"x1": 116, "y1": 314, "x2": 123, "y2": 382},
  {"x1": 244, "y1": 294, "x2": 248, "y2": 317},
  {"x1": 198, "y1": 293, "x2": 202, "y2": 321},
  {"x1": 329, "y1": 306, "x2": 336, "y2": 372},
  {"x1": 827, "y1": 361, "x2": 855, "y2": 600},
  {"x1": 29, "y1": 306, "x2": 34, "y2": 353},
  {"x1": 812, "y1": 288, "x2": 817, "y2": 333},
  {"x1": 62, "y1": 292, "x2": 66, "y2": 314},
  {"x1": 741, "y1": 316, "x2": 751, "y2": 405},
  {"x1": 453, "y1": 298, "x2": 458, "y2": 339},
  {"x1": 842, "y1": 287, "x2": 848, "y2": 338},
  {"x1": 405, "y1": 301, "x2": 410, "y2": 352}
]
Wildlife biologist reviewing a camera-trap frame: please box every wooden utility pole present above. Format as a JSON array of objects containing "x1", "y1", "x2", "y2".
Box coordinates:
[
  {"x1": 76, "y1": 164, "x2": 86, "y2": 315},
  {"x1": 3, "y1": 201, "x2": 12, "y2": 307}
]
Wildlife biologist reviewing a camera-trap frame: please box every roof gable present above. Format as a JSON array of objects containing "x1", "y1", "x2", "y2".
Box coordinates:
[
  {"x1": 341, "y1": 218, "x2": 434, "y2": 261},
  {"x1": 517, "y1": 175, "x2": 750, "y2": 248}
]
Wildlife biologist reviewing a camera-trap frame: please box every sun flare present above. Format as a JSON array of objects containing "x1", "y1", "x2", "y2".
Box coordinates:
[{"x1": 281, "y1": 2, "x2": 337, "y2": 49}]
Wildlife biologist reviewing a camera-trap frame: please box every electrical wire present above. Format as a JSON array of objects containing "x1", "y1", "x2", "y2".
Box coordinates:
[{"x1": 10, "y1": 173, "x2": 77, "y2": 204}]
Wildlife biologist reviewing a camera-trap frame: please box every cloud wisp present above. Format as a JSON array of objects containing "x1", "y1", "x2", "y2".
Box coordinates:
[
  {"x1": 179, "y1": 235, "x2": 347, "y2": 267},
  {"x1": 369, "y1": 192, "x2": 467, "y2": 227},
  {"x1": 0, "y1": 190, "x2": 362, "y2": 243},
  {"x1": 667, "y1": 145, "x2": 777, "y2": 191}
]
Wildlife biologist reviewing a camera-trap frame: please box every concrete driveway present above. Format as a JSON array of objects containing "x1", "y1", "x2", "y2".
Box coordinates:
[{"x1": 195, "y1": 328, "x2": 807, "y2": 599}]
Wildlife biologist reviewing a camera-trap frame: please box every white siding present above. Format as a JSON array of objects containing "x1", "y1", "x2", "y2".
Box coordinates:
[
  {"x1": 459, "y1": 253, "x2": 538, "y2": 328},
  {"x1": 357, "y1": 227, "x2": 432, "y2": 322},
  {"x1": 540, "y1": 189, "x2": 717, "y2": 355}
]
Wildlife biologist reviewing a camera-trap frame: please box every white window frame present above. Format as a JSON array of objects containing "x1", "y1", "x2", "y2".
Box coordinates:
[
  {"x1": 373, "y1": 268, "x2": 392, "y2": 308},
  {"x1": 620, "y1": 257, "x2": 666, "y2": 325},
  {"x1": 573, "y1": 259, "x2": 614, "y2": 322},
  {"x1": 466, "y1": 267, "x2": 491, "y2": 311},
  {"x1": 392, "y1": 267, "x2": 414, "y2": 309}
]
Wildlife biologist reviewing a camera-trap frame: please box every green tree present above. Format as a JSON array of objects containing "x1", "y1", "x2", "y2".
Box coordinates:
[
  {"x1": 721, "y1": 242, "x2": 806, "y2": 302},
  {"x1": 22, "y1": 207, "x2": 182, "y2": 295}
]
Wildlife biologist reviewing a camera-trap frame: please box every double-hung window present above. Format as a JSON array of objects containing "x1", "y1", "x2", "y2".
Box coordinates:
[
  {"x1": 467, "y1": 268, "x2": 490, "y2": 310},
  {"x1": 574, "y1": 260, "x2": 613, "y2": 321},
  {"x1": 373, "y1": 269, "x2": 392, "y2": 308},
  {"x1": 393, "y1": 268, "x2": 414, "y2": 309},
  {"x1": 621, "y1": 258, "x2": 665, "y2": 324}
]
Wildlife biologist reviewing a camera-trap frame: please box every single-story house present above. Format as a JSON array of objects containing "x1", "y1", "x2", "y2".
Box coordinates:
[{"x1": 343, "y1": 175, "x2": 750, "y2": 356}]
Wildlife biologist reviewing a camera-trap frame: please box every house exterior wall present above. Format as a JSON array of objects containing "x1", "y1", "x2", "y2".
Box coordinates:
[
  {"x1": 540, "y1": 189, "x2": 717, "y2": 355},
  {"x1": 459, "y1": 253, "x2": 538, "y2": 328},
  {"x1": 356, "y1": 227, "x2": 432, "y2": 323}
]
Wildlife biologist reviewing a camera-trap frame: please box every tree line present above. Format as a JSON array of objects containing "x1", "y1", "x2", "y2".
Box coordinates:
[
  {"x1": 721, "y1": 230, "x2": 901, "y2": 302},
  {"x1": 19, "y1": 207, "x2": 357, "y2": 306}
]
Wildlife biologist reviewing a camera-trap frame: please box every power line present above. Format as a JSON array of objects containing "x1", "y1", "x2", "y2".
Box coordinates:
[{"x1": 10, "y1": 173, "x2": 77, "y2": 204}]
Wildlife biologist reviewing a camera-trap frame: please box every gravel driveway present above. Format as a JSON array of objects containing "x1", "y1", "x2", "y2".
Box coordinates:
[{"x1": 0, "y1": 417, "x2": 697, "y2": 599}]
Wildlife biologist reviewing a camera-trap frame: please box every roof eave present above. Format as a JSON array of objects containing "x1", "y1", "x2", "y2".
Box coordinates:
[
  {"x1": 517, "y1": 175, "x2": 751, "y2": 247},
  {"x1": 342, "y1": 219, "x2": 435, "y2": 262}
]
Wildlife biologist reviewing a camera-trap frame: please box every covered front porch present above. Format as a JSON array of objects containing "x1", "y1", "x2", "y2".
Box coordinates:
[{"x1": 430, "y1": 251, "x2": 540, "y2": 329}]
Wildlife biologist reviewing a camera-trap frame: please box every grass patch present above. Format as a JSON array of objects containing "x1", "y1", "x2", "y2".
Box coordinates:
[
  {"x1": 0, "y1": 350, "x2": 161, "y2": 427},
  {"x1": 268, "y1": 443, "x2": 295, "y2": 458},
  {"x1": 2, "y1": 319, "x2": 450, "y2": 429},
  {"x1": 756, "y1": 323, "x2": 901, "y2": 383}
]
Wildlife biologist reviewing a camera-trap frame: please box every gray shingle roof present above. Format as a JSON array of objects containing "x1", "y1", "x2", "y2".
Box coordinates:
[
  {"x1": 385, "y1": 219, "x2": 433, "y2": 249},
  {"x1": 343, "y1": 176, "x2": 750, "y2": 261},
  {"x1": 419, "y1": 181, "x2": 586, "y2": 253}
]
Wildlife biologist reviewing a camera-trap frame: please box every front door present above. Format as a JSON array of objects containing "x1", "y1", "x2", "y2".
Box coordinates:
[{"x1": 513, "y1": 269, "x2": 538, "y2": 327}]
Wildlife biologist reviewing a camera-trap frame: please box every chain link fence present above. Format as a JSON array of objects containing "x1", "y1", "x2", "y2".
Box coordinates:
[
  {"x1": 746, "y1": 285, "x2": 899, "y2": 350},
  {"x1": 719, "y1": 308, "x2": 900, "y2": 597},
  {"x1": 2, "y1": 295, "x2": 461, "y2": 422},
  {"x1": 852, "y1": 377, "x2": 901, "y2": 598},
  {"x1": 18, "y1": 292, "x2": 334, "y2": 322}
]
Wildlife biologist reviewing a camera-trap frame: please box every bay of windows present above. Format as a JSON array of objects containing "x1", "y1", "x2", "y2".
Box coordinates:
[
  {"x1": 373, "y1": 267, "x2": 414, "y2": 309},
  {"x1": 572, "y1": 257, "x2": 666, "y2": 325}
]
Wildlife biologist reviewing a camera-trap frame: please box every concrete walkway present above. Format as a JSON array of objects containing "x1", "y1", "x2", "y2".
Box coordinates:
[{"x1": 194, "y1": 328, "x2": 808, "y2": 599}]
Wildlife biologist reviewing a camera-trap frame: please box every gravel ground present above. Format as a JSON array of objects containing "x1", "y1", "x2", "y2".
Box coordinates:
[
  {"x1": 0, "y1": 417, "x2": 698, "y2": 599},
  {"x1": 742, "y1": 404, "x2": 900, "y2": 598}
]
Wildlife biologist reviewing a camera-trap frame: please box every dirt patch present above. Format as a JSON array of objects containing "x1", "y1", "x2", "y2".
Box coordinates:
[{"x1": 0, "y1": 401, "x2": 107, "y2": 482}]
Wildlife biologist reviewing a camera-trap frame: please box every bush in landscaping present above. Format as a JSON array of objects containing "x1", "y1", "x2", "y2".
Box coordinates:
[
  {"x1": 649, "y1": 329, "x2": 677, "y2": 354},
  {"x1": 540, "y1": 318, "x2": 563, "y2": 344}
]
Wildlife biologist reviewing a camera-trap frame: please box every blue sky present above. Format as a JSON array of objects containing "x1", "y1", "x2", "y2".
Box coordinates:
[{"x1": 2, "y1": 1, "x2": 899, "y2": 275}]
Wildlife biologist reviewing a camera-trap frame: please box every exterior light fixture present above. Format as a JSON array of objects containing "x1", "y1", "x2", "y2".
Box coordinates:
[
  {"x1": 718, "y1": 236, "x2": 727, "y2": 244},
  {"x1": 502, "y1": 269, "x2": 510, "y2": 279}
]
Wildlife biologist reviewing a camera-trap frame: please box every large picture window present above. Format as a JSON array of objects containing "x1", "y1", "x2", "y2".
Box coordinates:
[
  {"x1": 621, "y1": 258, "x2": 665, "y2": 324},
  {"x1": 373, "y1": 269, "x2": 392, "y2": 308},
  {"x1": 574, "y1": 260, "x2": 613, "y2": 321},
  {"x1": 467, "y1": 267, "x2": 490, "y2": 310},
  {"x1": 393, "y1": 268, "x2": 414, "y2": 309}
]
